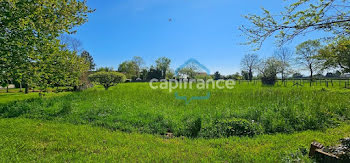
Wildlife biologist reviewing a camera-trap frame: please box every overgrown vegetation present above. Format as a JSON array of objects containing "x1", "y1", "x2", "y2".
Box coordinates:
[
  {"x1": 0, "y1": 118, "x2": 349, "y2": 162},
  {"x1": 0, "y1": 0, "x2": 94, "y2": 93},
  {"x1": 1, "y1": 83, "x2": 349, "y2": 138},
  {"x1": 88, "y1": 71, "x2": 126, "y2": 90}
]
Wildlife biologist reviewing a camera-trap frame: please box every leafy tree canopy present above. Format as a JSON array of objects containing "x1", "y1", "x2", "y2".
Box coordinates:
[
  {"x1": 81, "y1": 51, "x2": 96, "y2": 71},
  {"x1": 0, "y1": 0, "x2": 94, "y2": 92},
  {"x1": 88, "y1": 72, "x2": 126, "y2": 90},
  {"x1": 118, "y1": 61, "x2": 138, "y2": 79},
  {"x1": 318, "y1": 37, "x2": 350, "y2": 73},
  {"x1": 295, "y1": 40, "x2": 323, "y2": 78},
  {"x1": 156, "y1": 57, "x2": 171, "y2": 79},
  {"x1": 241, "y1": 0, "x2": 350, "y2": 49}
]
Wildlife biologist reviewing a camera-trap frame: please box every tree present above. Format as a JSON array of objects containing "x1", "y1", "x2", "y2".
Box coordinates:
[
  {"x1": 241, "y1": 54, "x2": 259, "y2": 81},
  {"x1": 140, "y1": 68, "x2": 149, "y2": 80},
  {"x1": 147, "y1": 66, "x2": 162, "y2": 80},
  {"x1": 195, "y1": 74, "x2": 212, "y2": 81},
  {"x1": 156, "y1": 57, "x2": 171, "y2": 79},
  {"x1": 295, "y1": 40, "x2": 323, "y2": 79},
  {"x1": 258, "y1": 57, "x2": 282, "y2": 85},
  {"x1": 326, "y1": 72, "x2": 338, "y2": 78},
  {"x1": 89, "y1": 72, "x2": 126, "y2": 90},
  {"x1": 292, "y1": 73, "x2": 303, "y2": 79},
  {"x1": 97, "y1": 67, "x2": 114, "y2": 72},
  {"x1": 0, "y1": 79, "x2": 10, "y2": 93},
  {"x1": 118, "y1": 61, "x2": 138, "y2": 79},
  {"x1": 0, "y1": 63, "x2": 11, "y2": 93},
  {"x1": 240, "y1": 0, "x2": 350, "y2": 49},
  {"x1": 213, "y1": 71, "x2": 221, "y2": 80},
  {"x1": 178, "y1": 68, "x2": 194, "y2": 79},
  {"x1": 314, "y1": 73, "x2": 324, "y2": 79},
  {"x1": 35, "y1": 47, "x2": 89, "y2": 92},
  {"x1": 81, "y1": 51, "x2": 96, "y2": 71},
  {"x1": 241, "y1": 71, "x2": 249, "y2": 80},
  {"x1": 166, "y1": 69, "x2": 175, "y2": 79},
  {"x1": 68, "y1": 52, "x2": 91, "y2": 91},
  {"x1": 318, "y1": 37, "x2": 350, "y2": 73},
  {"x1": 60, "y1": 35, "x2": 83, "y2": 53},
  {"x1": 177, "y1": 62, "x2": 201, "y2": 79},
  {"x1": 233, "y1": 72, "x2": 242, "y2": 80},
  {"x1": 132, "y1": 56, "x2": 145, "y2": 78},
  {"x1": 273, "y1": 47, "x2": 293, "y2": 81},
  {"x1": 0, "y1": 0, "x2": 94, "y2": 94}
]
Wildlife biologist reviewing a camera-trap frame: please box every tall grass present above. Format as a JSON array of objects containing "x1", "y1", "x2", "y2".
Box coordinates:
[
  {"x1": 1, "y1": 83, "x2": 349, "y2": 138},
  {"x1": 1, "y1": 118, "x2": 350, "y2": 162}
]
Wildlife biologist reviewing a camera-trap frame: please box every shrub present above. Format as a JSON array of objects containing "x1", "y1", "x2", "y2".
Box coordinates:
[
  {"x1": 145, "y1": 114, "x2": 172, "y2": 135},
  {"x1": 204, "y1": 118, "x2": 263, "y2": 138},
  {"x1": 182, "y1": 117, "x2": 202, "y2": 138},
  {"x1": 89, "y1": 72, "x2": 126, "y2": 90},
  {"x1": 259, "y1": 57, "x2": 280, "y2": 85},
  {"x1": 261, "y1": 76, "x2": 277, "y2": 85}
]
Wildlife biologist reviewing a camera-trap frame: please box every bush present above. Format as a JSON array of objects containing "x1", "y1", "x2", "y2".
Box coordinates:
[
  {"x1": 203, "y1": 118, "x2": 263, "y2": 138},
  {"x1": 89, "y1": 72, "x2": 126, "y2": 90},
  {"x1": 261, "y1": 76, "x2": 277, "y2": 85},
  {"x1": 182, "y1": 117, "x2": 202, "y2": 138},
  {"x1": 259, "y1": 57, "x2": 280, "y2": 85}
]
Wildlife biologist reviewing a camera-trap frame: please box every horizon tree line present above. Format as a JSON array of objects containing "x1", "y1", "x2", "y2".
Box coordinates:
[{"x1": 240, "y1": 38, "x2": 350, "y2": 84}]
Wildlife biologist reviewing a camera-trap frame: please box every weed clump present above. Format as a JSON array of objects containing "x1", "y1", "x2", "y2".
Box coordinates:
[{"x1": 202, "y1": 118, "x2": 263, "y2": 138}]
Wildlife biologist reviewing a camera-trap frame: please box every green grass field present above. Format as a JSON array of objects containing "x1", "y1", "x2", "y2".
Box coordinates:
[{"x1": 0, "y1": 82, "x2": 349, "y2": 162}]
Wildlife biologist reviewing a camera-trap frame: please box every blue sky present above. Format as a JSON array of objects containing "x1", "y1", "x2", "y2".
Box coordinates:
[{"x1": 74, "y1": 0, "x2": 325, "y2": 75}]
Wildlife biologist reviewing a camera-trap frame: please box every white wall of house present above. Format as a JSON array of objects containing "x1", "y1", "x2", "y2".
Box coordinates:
[
  {"x1": 0, "y1": 84, "x2": 15, "y2": 89},
  {"x1": 341, "y1": 73, "x2": 350, "y2": 78}
]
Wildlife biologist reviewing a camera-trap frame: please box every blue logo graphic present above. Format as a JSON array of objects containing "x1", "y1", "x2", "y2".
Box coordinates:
[
  {"x1": 175, "y1": 92, "x2": 211, "y2": 105},
  {"x1": 174, "y1": 58, "x2": 211, "y2": 104},
  {"x1": 175, "y1": 58, "x2": 210, "y2": 76}
]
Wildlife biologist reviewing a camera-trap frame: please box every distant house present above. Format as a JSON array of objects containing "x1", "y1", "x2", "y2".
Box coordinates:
[
  {"x1": 341, "y1": 73, "x2": 350, "y2": 78},
  {"x1": 175, "y1": 58, "x2": 210, "y2": 79},
  {"x1": 0, "y1": 84, "x2": 15, "y2": 89},
  {"x1": 177, "y1": 72, "x2": 207, "y2": 79},
  {"x1": 197, "y1": 72, "x2": 207, "y2": 76},
  {"x1": 178, "y1": 74, "x2": 189, "y2": 79}
]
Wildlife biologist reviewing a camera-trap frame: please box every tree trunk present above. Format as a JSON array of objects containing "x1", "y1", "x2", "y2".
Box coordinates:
[
  {"x1": 19, "y1": 83, "x2": 22, "y2": 92},
  {"x1": 248, "y1": 69, "x2": 253, "y2": 81},
  {"x1": 104, "y1": 84, "x2": 110, "y2": 90},
  {"x1": 309, "y1": 64, "x2": 313, "y2": 81},
  {"x1": 25, "y1": 84, "x2": 29, "y2": 94},
  {"x1": 6, "y1": 85, "x2": 9, "y2": 93},
  {"x1": 310, "y1": 65, "x2": 314, "y2": 80},
  {"x1": 163, "y1": 69, "x2": 167, "y2": 79}
]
